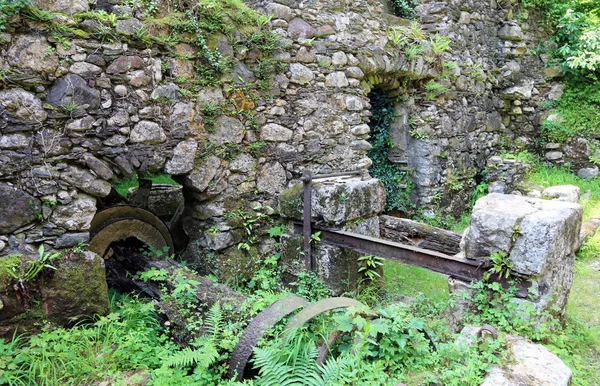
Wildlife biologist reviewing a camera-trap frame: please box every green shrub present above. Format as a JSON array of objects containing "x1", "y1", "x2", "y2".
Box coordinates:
[{"x1": 390, "y1": 0, "x2": 419, "y2": 20}]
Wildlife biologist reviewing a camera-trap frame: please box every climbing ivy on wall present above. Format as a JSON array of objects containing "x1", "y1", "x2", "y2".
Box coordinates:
[{"x1": 367, "y1": 90, "x2": 415, "y2": 214}]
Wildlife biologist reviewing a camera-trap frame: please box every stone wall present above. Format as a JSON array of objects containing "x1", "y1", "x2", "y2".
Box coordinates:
[{"x1": 0, "y1": 0, "x2": 560, "y2": 283}]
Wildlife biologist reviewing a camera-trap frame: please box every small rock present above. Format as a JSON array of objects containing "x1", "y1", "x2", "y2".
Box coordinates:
[
  {"x1": 257, "y1": 162, "x2": 287, "y2": 194},
  {"x1": 209, "y1": 116, "x2": 245, "y2": 145},
  {"x1": 289, "y1": 63, "x2": 314, "y2": 85},
  {"x1": 545, "y1": 151, "x2": 563, "y2": 161},
  {"x1": 260, "y1": 123, "x2": 293, "y2": 142},
  {"x1": 130, "y1": 121, "x2": 167, "y2": 144},
  {"x1": 114, "y1": 85, "x2": 128, "y2": 97},
  {"x1": 116, "y1": 18, "x2": 143, "y2": 36},
  {"x1": 51, "y1": 194, "x2": 97, "y2": 231},
  {"x1": 577, "y1": 167, "x2": 599, "y2": 180},
  {"x1": 69, "y1": 62, "x2": 103, "y2": 76},
  {"x1": 542, "y1": 185, "x2": 581, "y2": 203},
  {"x1": 288, "y1": 18, "x2": 315, "y2": 40},
  {"x1": 265, "y1": 3, "x2": 293, "y2": 21},
  {"x1": 47, "y1": 74, "x2": 100, "y2": 110},
  {"x1": 54, "y1": 232, "x2": 90, "y2": 248},
  {"x1": 325, "y1": 72, "x2": 349, "y2": 87},
  {"x1": 151, "y1": 83, "x2": 180, "y2": 100},
  {"x1": 165, "y1": 139, "x2": 198, "y2": 175},
  {"x1": 332, "y1": 51, "x2": 348, "y2": 66}
]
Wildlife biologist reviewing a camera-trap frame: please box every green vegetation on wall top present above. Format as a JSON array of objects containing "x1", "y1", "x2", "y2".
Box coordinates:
[{"x1": 522, "y1": 0, "x2": 600, "y2": 143}]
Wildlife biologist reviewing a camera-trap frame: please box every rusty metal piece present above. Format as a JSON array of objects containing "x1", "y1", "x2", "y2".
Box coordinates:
[
  {"x1": 90, "y1": 205, "x2": 174, "y2": 252},
  {"x1": 293, "y1": 223, "x2": 533, "y2": 297},
  {"x1": 285, "y1": 297, "x2": 365, "y2": 332},
  {"x1": 301, "y1": 170, "x2": 313, "y2": 271},
  {"x1": 228, "y1": 296, "x2": 308, "y2": 381},
  {"x1": 89, "y1": 219, "x2": 172, "y2": 258},
  {"x1": 477, "y1": 324, "x2": 498, "y2": 341},
  {"x1": 312, "y1": 170, "x2": 363, "y2": 180}
]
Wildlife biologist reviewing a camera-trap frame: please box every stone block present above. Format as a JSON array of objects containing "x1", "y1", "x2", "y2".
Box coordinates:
[
  {"x1": 279, "y1": 177, "x2": 385, "y2": 225},
  {"x1": 542, "y1": 185, "x2": 580, "y2": 203}
]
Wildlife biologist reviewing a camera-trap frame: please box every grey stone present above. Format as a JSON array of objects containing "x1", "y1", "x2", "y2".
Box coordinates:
[
  {"x1": 0, "y1": 134, "x2": 30, "y2": 149},
  {"x1": 498, "y1": 23, "x2": 524, "y2": 41},
  {"x1": 545, "y1": 142, "x2": 561, "y2": 150},
  {"x1": 50, "y1": 194, "x2": 97, "y2": 231},
  {"x1": 325, "y1": 72, "x2": 349, "y2": 87},
  {"x1": 0, "y1": 89, "x2": 47, "y2": 122},
  {"x1": 260, "y1": 123, "x2": 293, "y2": 142},
  {"x1": 332, "y1": 52, "x2": 348, "y2": 66},
  {"x1": 289, "y1": 63, "x2": 314, "y2": 85},
  {"x1": 480, "y1": 336, "x2": 571, "y2": 386},
  {"x1": 229, "y1": 153, "x2": 256, "y2": 173},
  {"x1": 279, "y1": 177, "x2": 386, "y2": 224},
  {"x1": 295, "y1": 46, "x2": 315, "y2": 63},
  {"x1": 351, "y1": 124, "x2": 370, "y2": 136},
  {"x1": 545, "y1": 151, "x2": 563, "y2": 160},
  {"x1": 130, "y1": 121, "x2": 167, "y2": 144},
  {"x1": 83, "y1": 154, "x2": 114, "y2": 180},
  {"x1": 345, "y1": 66, "x2": 364, "y2": 79},
  {"x1": 47, "y1": 74, "x2": 101, "y2": 110},
  {"x1": 165, "y1": 139, "x2": 198, "y2": 175},
  {"x1": 66, "y1": 116, "x2": 95, "y2": 132},
  {"x1": 69, "y1": 62, "x2": 103, "y2": 76},
  {"x1": 7, "y1": 35, "x2": 59, "y2": 73},
  {"x1": 197, "y1": 87, "x2": 224, "y2": 106},
  {"x1": 33, "y1": 0, "x2": 88, "y2": 14},
  {"x1": 502, "y1": 79, "x2": 534, "y2": 100},
  {"x1": 577, "y1": 167, "x2": 599, "y2": 180},
  {"x1": 288, "y1": 18, "x2": 315, "y2": 40},
  {"x1": 462, "y1": 194, "x2": 541, "y2": 258},
  {"x1": 60, "y1": 166, "x2": 112, "y2": 197},
  {"x1": 185, "y1": 156, "x2": 221, "y2": 193},
  {"x1": 116, "y1": 18, "x2": 143, "y2": 36},
  {"x1": 232, "y1": 62, "x2": 255, "y2": 84},
  {"x1": 128, "y1": 70, "x2": 151, "y2": 87},
  {"x1": 114, "y1": 85, "x2": 128, "y2": 97},
  {"x1": 107, "y1": 110, "x2": 130, "y2": 127},
  {"x1": 542, "y1": 185, "x2": 580, "y2": 203},
  {"x1": 345, "y1": 96, "x2": 364, "y2": 110},
  {"x1": 151, "y1": 83, "x2": 180, "y2": 101},
  {"x1": 0, "y1": 184, "x2": 40, "y2": 233},
  {"x1": 257, "y1": 162, "x2": 287, "y2": 195},
  {"x1": 488, "y1": 181, "x2": 506, "y2": 193},
  {"x1": 265, "y1": 3, "x2": 293, "y2": 21},
  {"x1": 351, "y1": 139, "x2": 372, "y2": 151},
  {"x1": 209, "y1": 116, "x2": 244, "y2": 145},
  {"x1": 54, "y1": 232, "x2": 90, "y2": 248}
]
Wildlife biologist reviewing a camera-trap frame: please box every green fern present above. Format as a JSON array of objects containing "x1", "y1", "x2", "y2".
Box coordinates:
[
  {"x1": 205, "y1": 301, "x2": 224, "y2": 339},
  {"x1": 161, "y1": 338, "x2": 219, "y2": 369},
  {"x1": 252, "y1": 331, "x2": 347, "y2": 386}
]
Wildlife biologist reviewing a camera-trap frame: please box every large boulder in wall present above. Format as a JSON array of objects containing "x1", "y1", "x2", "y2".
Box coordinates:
[{"x1": 0, "y1": 183, "x2": 40, "y2": 234}]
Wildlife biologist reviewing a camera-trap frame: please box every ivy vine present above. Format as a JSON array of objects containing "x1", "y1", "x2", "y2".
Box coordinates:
[{"x1": 367, "y1": 90, "x2": 415, "y2": 214}]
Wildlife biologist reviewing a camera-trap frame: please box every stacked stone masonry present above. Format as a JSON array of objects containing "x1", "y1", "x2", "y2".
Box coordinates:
[{"x1": 0, "y1": 0, "x2": 563, "y2": 284}]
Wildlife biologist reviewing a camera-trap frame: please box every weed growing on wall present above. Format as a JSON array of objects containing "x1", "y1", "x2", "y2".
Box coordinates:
[{"x1": 367, "y1": 90, "x2": 415, "y2": 214}]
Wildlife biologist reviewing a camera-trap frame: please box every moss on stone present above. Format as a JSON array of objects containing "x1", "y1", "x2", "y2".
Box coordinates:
[
  {"x1": 0, "y1": 254, "x2": 22, "y2": 285},
  {"x1": 40, "y1": 252, "x2": 109, "y2": 324},
  {"x1": 278, "y1": 182, "x2": 304, "y2": 219}
]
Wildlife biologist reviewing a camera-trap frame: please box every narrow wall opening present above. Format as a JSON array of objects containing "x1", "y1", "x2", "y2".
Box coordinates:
[{"x1": 366, "y1": 87, "x2": 415, "y2": 216}]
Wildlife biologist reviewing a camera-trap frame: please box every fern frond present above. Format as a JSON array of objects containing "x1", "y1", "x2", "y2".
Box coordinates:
[
  {"x1": 162, "y1": 339, "x2": 218, "y2": 369},
  {"x1": 253, "y1": 346, "x2": 292, "y2": 386},
  {"x1": 205, "y1": 301, "x2": 224, "y2": 339}
]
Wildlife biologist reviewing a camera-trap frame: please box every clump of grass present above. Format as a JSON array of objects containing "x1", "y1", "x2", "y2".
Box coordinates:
[{"x1": 112, "y1": 173, "x2": 180, "y2": 197}]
